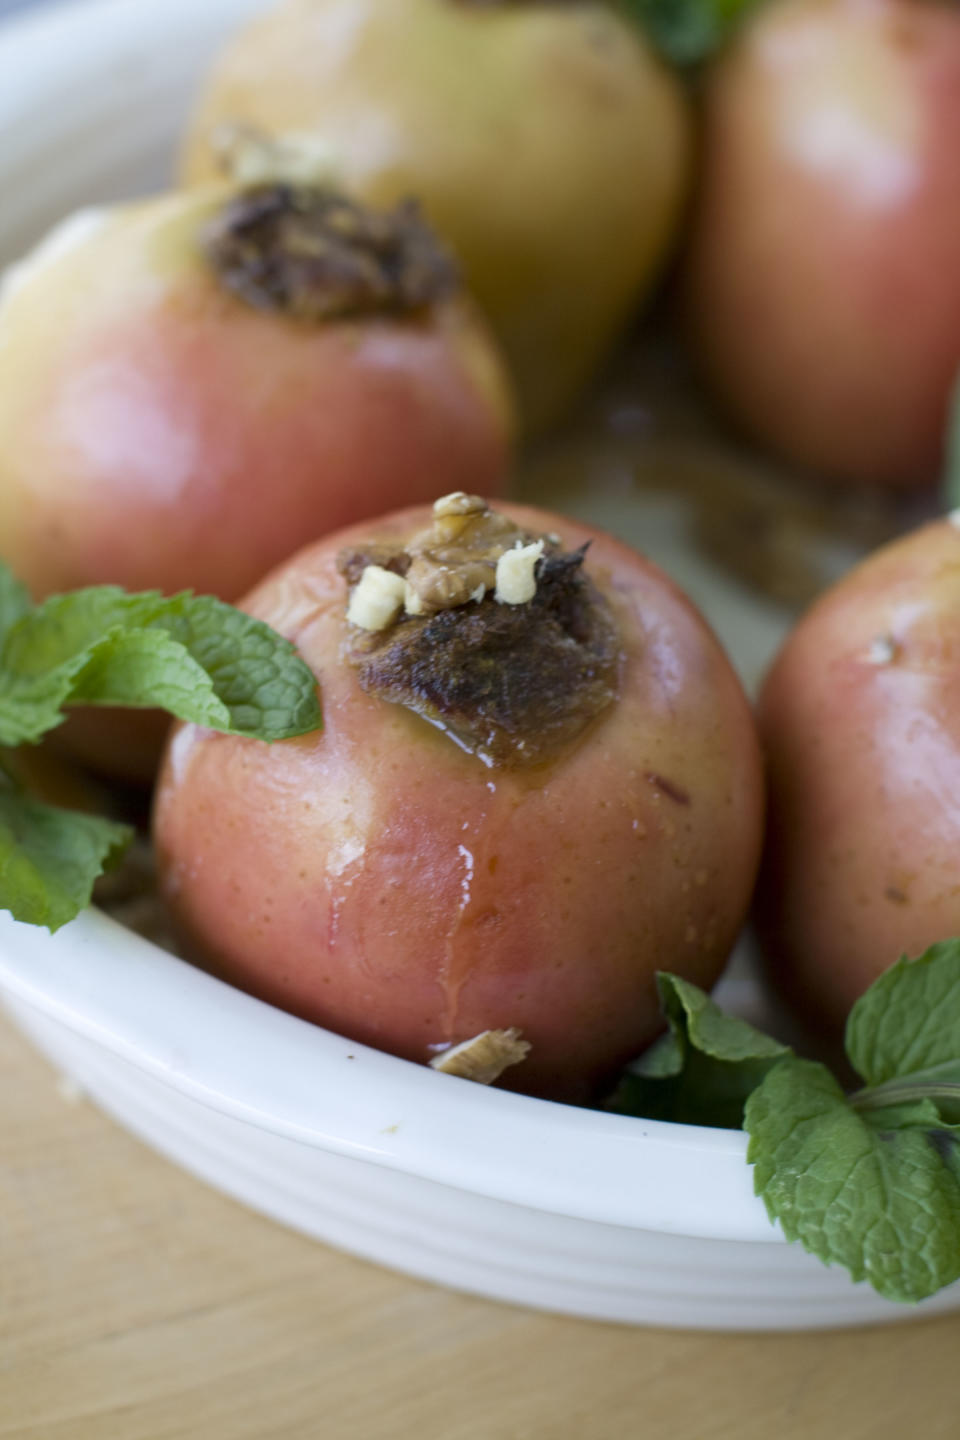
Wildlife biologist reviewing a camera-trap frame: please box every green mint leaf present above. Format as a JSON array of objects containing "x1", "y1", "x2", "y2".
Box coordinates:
[
  {"x1": 931, "y1": 1130, "x2": 960, "y2": 1191},
  {"x1": 620, "y1": 0, "x2": 767, "y2": 65},
  {"x1": 612, "y1": 974, "x2": 790, "y2": 1128},
  {"x1": 0, "y1": 559, "x2": 32, "y2": 642},
  {"x1": 630, "y1": 1029, "x2": 685, "y2": 1082},
  {"x1": 861, "y1": 1099, "x2": 953, "y2": 1133},
  {"x1": 746, "y1": 1056, "x2": 960, "y2": 1304},
  {"x1": 0, "y1": 588, "x2": 321, "y2": 746},
  {"x1": 655, "y1": 974, "x2": 790, "y2": 1064},
  {"x1": 847, "y1": 941, "x2": 960, "y2": 1086},
  {"x1": 0, "y1": 779, "x2": 132, "y2": 932},
  {"x1": 845, "y1": 941, "x2": 960, "y2": 1122}
]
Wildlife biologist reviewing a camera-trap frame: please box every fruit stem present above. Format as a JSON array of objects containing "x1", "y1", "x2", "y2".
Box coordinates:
[{"x1": 850, "y1": 1079, "x2": 960, "y2": 1113}]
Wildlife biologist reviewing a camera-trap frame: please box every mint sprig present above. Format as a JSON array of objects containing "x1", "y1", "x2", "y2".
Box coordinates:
[
  {"x1": 0, "y1": 585, "x2": 321, "y2": 746},
  {"x1": 846, "y1": 940, "x2": 960, "y2": 1121},
  {"x1": 613, "y1": 973, "x2": 789, "y2": 1128},
  {"x1": 746, "y1": 1057, "x2": 960, "y2": 1304},
  {"x1": 0, "y1": 560, "x2": 323, "y2": 932},
  {"x1": 620, "y1": 0, "x2": 767, "y2": 65},
  {"x1": 0, "y1": 775, "x2": 133, "y2": 932},
  {"x1": 623, "y1": 943, "x2": 960, "y2": 1303}
]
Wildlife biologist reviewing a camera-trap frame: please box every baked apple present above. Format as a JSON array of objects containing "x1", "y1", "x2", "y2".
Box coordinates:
[
  {"x1": 758, "y1": 517, "x2": 960, "y2": 1031},
  {"x1": 685, "y1": 0, "x2": 960, "y2": 489},
  {"x1": 154, "y1": 496, "x2": 764, "y2": 1100},
  {"x1": 0, "y1": 183, "x2": 511, "y2": 603}
]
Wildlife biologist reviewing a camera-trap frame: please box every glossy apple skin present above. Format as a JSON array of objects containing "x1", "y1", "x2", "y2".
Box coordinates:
[
  {"x1": 181, "y1": 0, "x2": 692, "y2": 435},
  {"x1": 757, "y1": 520, "x2": 960, "y2": 1032},
  {"x1": 685, "y1": 0, "x2": 960, "y2": 490},
  {"x1": 153, "y1": 503, "x2": 764, "y2": 1101},
  {"x1": 0, "y1": 189, "x2": 512, "y2": 603}
]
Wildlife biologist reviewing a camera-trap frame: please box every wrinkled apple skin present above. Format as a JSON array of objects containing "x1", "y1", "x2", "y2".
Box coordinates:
[
  {"x1": 685, "y1": 0, "x2": 960, "y2": 490},
  {"x1": 181, "y1": 0, "x2": 692, "y2": 435},
  {"x1": 0, "y1": 188, "x2": 512, "y2": 603},
  {"x1": 153, "y1": 503, "x2": 764, "y2": 1101},
  {"x1": 757, "y1": 519, "x2": 960, "y2": 1032}
]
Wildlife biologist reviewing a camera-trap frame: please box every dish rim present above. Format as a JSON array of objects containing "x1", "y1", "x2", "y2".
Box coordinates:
[{"x1": 0, "y1": 907, "x2": 781, "y2": 1244}]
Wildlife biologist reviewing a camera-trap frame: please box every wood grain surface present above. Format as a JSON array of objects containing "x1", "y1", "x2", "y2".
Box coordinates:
[{"x1": 3, "y1": 1006, "x2": 960, "y2": 1440}]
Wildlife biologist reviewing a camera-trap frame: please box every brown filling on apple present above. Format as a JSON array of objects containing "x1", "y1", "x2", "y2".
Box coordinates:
[
  {"x1": 203, "y1": 183, "x2": 459, "y2": 322},
  {"x1": 338, "y1": 495, "x2": 622, "y2": 767}
]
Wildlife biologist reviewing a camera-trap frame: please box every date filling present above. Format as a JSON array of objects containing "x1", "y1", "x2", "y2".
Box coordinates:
[
  {"x1": 338, "y1": 495, "x2": 622, "y2": 767},
  {"x1": 204, "y1": 182, "x2": 458, "y2": 322}
]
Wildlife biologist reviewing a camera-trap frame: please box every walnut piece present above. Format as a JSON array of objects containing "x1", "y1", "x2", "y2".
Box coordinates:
[
  {"x1": 346, "y1": 565, "x2": 409, "y2": 633},
  {"x1": 429, "y1": 1029, "x2": 531, "y2": 1085},
  {"x1": 337, "y1": 500, "x2": 622, "y2": 768},
  {"x1": 495, "y1": 540, "x2": 545, "y2": 605}
]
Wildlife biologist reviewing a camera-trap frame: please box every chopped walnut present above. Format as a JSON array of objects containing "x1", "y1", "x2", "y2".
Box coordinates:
[
  {"x1": 495, "y1": 540, "x2": 545, "y2": 605},
  {"x1": 401, "y1": 495, "x2": 525, "y2": 617},
  {"x1": 432, "y1": 491, "x2": 489, "y2": 520},
  {"x1": 403, "y1": 552, "x2": 497, "y2": 616},
  {"x1": 429, "y1": 1029, "x2": 531, "y2": 1085},
  {"x1": 337, "y1": 499, "x2": 622, "y2": 768},
  {"x1": 346, "y1": 565, "x2": 409, "y2": 632},
  {"x1": 340, "y1": 495, "x2": 539, "y2": 624}
]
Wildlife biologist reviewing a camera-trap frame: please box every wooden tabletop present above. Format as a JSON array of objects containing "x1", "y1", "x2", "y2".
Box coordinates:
[{"x1": 3, "y1": 1007, "x2": 959, "y2": 1440}]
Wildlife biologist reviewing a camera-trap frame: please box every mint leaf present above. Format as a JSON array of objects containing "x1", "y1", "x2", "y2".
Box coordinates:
[
  {"x1": 654, "y1": 974, "x2": 790, "y2": 1065},
  {"x1": 861, "y1": 1099, "x2": 953, "y2": 1133},
  {"x1": 0, "y1": 588, "x2": 321, "y2": 746},
  {"x1": 847, "y1": 941, "x2": 960, "y2": 1085},
  {"x1": 0, "y1": 574, "x2": 323, "y2": 931},
  {"x1": 746, "y1": 1057, "x2": 960, "y2": 1304},
  {"x1": 931, "y1": 1130, "x2": 960, "y2": 1191},
  {"x1": 845, "y1": 942, "x2": 960, "y2": 1122},
  {"x1": 614, "y1": 953, "x2": 960, "y2": 1301},
  {"x1": 0, "y1": 560, "x2": 32, "y2": 642},
  {"x1": 0, "y1": 779, "x2": 132, "y2": 932},
  {"x1": 613, "y1": 974, "x2": 790, "y2": 1128},
  {"x1": 621, "y1": 0, "x2": 766, "y2": 65}
]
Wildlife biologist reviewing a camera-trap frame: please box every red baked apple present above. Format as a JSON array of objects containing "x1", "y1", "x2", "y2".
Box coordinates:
[
  {"x1": 757, "y1": 516, "x2": 960, "y2": 1031},
  {"x1": 685, "y1": 0, "x2": 960, "y2": 489},
  {"x1": 154, "y1": 496, "x2": 765, "y2": 1101},
  {"x1": 0, "y1": 185, "x2": 511, "y2": 602}
]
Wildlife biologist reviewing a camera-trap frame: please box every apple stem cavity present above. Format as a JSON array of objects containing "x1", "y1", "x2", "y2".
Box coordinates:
[
  {"x1": 204, "y1": 183, "x2": 460, "y2": 323},
  {"x1": 338, "y1": 498, "x2": 622, "y2": 768}
]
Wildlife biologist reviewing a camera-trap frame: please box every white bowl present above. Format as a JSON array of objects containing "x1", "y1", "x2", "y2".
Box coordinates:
[{"x1": 1, "y1": 0, "x2": 956, "y2": 1332}]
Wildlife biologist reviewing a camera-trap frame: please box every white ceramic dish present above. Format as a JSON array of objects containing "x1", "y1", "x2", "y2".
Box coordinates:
[{"x1": 1, "y1": 0, "x2": 956, "y2": 1331}]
